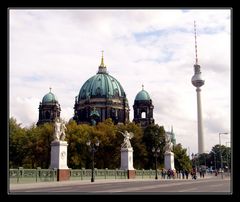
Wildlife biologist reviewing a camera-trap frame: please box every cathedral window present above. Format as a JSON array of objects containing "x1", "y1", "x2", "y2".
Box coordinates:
[{"x1": 141, "y1": 111, "x2": 146, "y2": 118}]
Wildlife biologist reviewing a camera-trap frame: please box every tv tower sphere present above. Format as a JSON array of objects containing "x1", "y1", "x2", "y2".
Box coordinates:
[{"x1": 191, "y1": 64, "x2": 205, "y2": 88}]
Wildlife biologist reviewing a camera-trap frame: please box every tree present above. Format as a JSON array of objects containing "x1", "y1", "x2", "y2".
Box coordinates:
[
  {"x1": 9, "y1": 116, "x2": 200, "y2": 171},
  {"x1": 9, "y1": 117, "x2": 27, "y2": 168},
  {"x1": 173, "y1": 144, "x2": 192, "y2": 172},
  {"x1": 209, "y1": 144, "x2": 231, "y2": 171},
  {"x1": 142, "y1": 124, "x2": 165, "y2": 169},
  {"x1": 66, "y1": 120, "x2": 91, "y2": 168}
]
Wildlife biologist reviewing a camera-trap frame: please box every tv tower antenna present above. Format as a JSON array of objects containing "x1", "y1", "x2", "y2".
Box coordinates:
[{"x1": 194, "y1": 20, "x2": 198, "y2": 65}]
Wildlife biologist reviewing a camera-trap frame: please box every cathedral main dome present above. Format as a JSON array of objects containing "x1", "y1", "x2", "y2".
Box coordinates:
[
  {"x1": 78, "y1": 72, "x2": 126, "y2": 100},
  {"x1": 73, "y1": 53, "x2": 129, "y2": 125}
]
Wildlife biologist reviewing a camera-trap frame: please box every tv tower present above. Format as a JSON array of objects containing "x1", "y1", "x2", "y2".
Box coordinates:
[{"x1": 191, "y1": 21, "x2": 205, "y2": 154}]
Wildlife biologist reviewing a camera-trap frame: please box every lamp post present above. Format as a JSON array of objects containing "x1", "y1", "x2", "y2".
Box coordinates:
[
  {"x1": 152, "y1": 146, "x2": 160, "y2": 180},
  {"x1": 219, "y1": 132, "x2": 228, "y2": 179},
  {"x1": 212, "y1": 151, "x2": 217, "y2": 172},
  {"x1": 86, "y1": 139, "x2": 100, "y2": 182},
  {"x1": 191, "y1": 153, "x2": 194, "y2": 167},
  {"x1": 212, "y1": 151, "x2": 217, "y2": 175}
]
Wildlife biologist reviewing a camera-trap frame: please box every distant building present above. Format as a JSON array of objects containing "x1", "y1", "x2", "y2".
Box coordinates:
[{"x1": 165, "y1": 126, "x2": 176, "y2": 145}]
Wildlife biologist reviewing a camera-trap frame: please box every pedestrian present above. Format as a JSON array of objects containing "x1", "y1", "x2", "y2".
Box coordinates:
[
  {"x1": 185, "y1": 170, "x2": 189, "y2": 179},
  {"x1": 182, "y1": 170, "x2": 185, "y2": 179}
]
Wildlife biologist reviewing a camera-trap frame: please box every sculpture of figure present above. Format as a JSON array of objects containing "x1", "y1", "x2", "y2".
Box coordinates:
[
  {"x1": 119, "y1": 130, "x2": 134, "y2": 148},
  {"x1": 53, "y1": 118, "x2": 61, "y2": 141},
  {"x1": 60, "y1": 122, "x2": 67, "y2": 141},
  {"x1": 164, "y1": 133, "x2": 173, "y2": 153}
]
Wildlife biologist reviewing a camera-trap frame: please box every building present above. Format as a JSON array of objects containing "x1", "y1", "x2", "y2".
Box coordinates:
[
  {"x1": 165, "y1": 126, "x2": 176, "y2": 146},
  {"x1": 37, "y1": 54, "x2": 158, "y2": 128},
  {"x1": 37, "y1": 88, "x2": 61, "y2": 126},
  {"x1": 133, "y1": 85, "x2": 154, "y2": 128},
  {"x1": 73, "y1": 54, "x2": 130, "y2": 125}
]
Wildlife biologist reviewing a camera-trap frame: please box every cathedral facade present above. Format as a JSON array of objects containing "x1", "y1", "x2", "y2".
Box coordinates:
[{"x1": 37, "y1": 54, "x2": 156, "y2": 128}]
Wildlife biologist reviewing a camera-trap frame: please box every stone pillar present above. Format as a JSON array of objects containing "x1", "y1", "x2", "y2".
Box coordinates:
[
  {"x1": 120, "y1": 147, "x2": 135, "y2": 179},
  {"x1": 164, "y1": 152, "x2": 175, "y2": 170},
  {"x1": 50, "y1": 140, "x2": 70, "y2": 181}
]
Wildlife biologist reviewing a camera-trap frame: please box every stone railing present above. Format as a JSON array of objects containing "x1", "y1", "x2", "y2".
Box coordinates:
[
  {"x1": 135, "y1": 169, "x2": 161, "y2": 179},
  {"x1": 10, "y1": 168, "x2": 169, "y2": 184},
  {"x1": 9, "y1": 167, "x2": 57, "y2": 184},
  {"x1": 69, "y1": 168, "x2": 128, "y2": 180}
]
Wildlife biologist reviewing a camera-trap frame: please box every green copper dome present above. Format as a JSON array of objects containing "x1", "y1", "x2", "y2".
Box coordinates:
[
  {"x1": 78, "y1": 52, "x2": 127, "y2": 100},
  {"x1": 135, "y1": 89, "x2": 151, "y2": 101},
  {"x1": 78, "y1": 73, "x2": 126, "y2": 100},
  {"x1": 42, "y1": 91, "x2": 58, "y2": 103},
  {"x1": 74, "y1": 53, "x2": 130, "y2": 125}
]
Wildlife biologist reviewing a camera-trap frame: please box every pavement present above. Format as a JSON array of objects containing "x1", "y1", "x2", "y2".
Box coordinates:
[{"x1": 9, "y1": 174, "x2": 224, "y2": 191}]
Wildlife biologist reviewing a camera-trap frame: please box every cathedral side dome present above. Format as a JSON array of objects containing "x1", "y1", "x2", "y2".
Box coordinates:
[
  {"x1": 42, "y1": 91, "x2": 58, "y2": 103},
  {"x1": 37, "y1": 88, "x2": 61, "y2": 126},
  {"x1": 133, "y1": 85, "x2": 154, "y2": 128},
  {"x1": 135, "y1": 89, "x2": 151, "y2": 101}
]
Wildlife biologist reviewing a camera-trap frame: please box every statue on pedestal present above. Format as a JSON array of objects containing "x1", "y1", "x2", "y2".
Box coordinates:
[
  {"x1": 53, "y1": 118, "x2": 67, "y2": 141},
  {"x1": 164, "y1": 133, "x2": 173, "y2": 153},
  {"x1": 119, "y1": 131, "x2": 134, "y2": 148},
  {"x1": 60, "y1": 121, "x2": 67, "y2": 141}
]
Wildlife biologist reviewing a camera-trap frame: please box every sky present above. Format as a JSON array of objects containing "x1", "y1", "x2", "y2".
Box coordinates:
[{"x1": 9, "y1": 9, "x2": 231, "y2": 156}]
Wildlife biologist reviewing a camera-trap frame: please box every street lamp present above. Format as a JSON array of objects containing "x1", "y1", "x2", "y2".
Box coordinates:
[
  {"x1": 212, "y1": 151, "x2": 217, "y2": 172},
  {"x1": 191, "y1": 153, "x2": 194, "y2": 165},
  {"x1": 86, "y1": 138, "x2": 100, "y2": 182},
  {"x1": 152, "y1": 146, "x2": 160, "y2": 180},
  {"x1": 219, "y1": 132, "x2": 228, "y2": 179}
]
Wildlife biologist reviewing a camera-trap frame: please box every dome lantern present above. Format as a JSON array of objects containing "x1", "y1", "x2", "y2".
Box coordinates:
[{"x1": 98, "y1": 50, "x2": 107, "y2": 74}]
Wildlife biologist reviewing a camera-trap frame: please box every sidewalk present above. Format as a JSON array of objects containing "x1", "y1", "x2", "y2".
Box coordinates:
[
  {"x1": 9, "y1": 174, "x2": 219, "y2": 191},
  {"x1": 10, "y1": 179, "x2": 130, "y2": 190}
]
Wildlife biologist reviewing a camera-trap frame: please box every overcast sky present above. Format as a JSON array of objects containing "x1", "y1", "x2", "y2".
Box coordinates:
[{"x1": 9, "y1": 9, "x2": 231, "y2": 156}]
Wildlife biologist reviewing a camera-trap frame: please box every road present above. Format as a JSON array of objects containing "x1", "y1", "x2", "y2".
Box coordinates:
[{"x1": 10, "y1": 176, "x2": 231, "y2": 194}]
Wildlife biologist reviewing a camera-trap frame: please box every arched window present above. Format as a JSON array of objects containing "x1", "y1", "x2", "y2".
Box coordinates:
[{"x1": 141, "y1": 111, "x2": 146, "y2": 118}]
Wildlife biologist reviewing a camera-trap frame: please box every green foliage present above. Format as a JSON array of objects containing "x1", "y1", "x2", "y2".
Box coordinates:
[
  {"x1": 9, "y1": 117, "x2": 195, "y2": 171},
  {"x1": 208, "y1": 144, "x2": 231, "y2": 170},
  {"x1": 66, "y1": 121, "x2": 91, "y2": 168},
  {"x1": 9, "y1": 118, "x2": 54, "y2": 168},
  {"x1": 142, "y1": 124, "x2": 165, "y2": 169},
  {"x1": 173, "y1": 144, "x2": 192, "y2": 171},
  {"x1": 9, "y1": 117, "x2": 27, "y2": 168}
]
